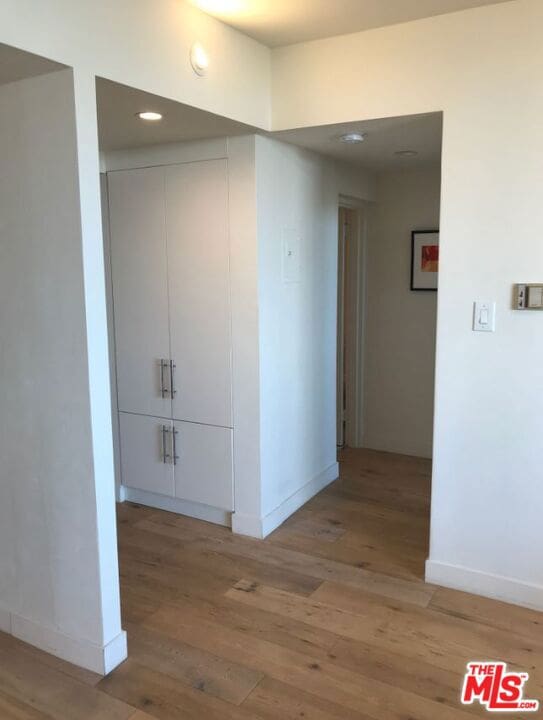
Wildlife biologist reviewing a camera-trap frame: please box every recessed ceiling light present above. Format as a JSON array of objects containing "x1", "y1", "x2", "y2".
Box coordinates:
[
  {"x1": 394, "y1": 150, "x2": 418, "y2": 157},
  {"x1": 137, "y1": 111, "x2": 163, "y2": 121},
  {"x1": 338, "y1": 132, "x2": 366, "y2": 144},
  {"x1": 190, "y1": 43, "x2": 209, "y2": 76}
]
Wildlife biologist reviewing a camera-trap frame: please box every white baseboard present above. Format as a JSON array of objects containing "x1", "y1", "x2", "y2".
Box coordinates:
[
  {"x1": 232, "y1": 462, "x2": 339, "y2": 539},
  {"x1": 0, "y1": 605, "x2": 12, "y2": 634},
  {"x1": 6, "y1": 610, "x2": 127, "y2": 674},
  {"x1": 426, "y1": 559, "x2": 543, "y2": 611},
  {"x1": 362, "y1": 438, "x2": 432, "y2": 460},
  {"x1": 262, "y1": 462, "x2": 339, "y2": 537},
  {"x1": 103, "y1": 629, "x2": 128, "y2": 675},
  {"x1": 121, "y1": 486, "x2": 231, "y2": 527},
  {"x1": 231, "y1": 512, "x2": 265, "y2": 539}
]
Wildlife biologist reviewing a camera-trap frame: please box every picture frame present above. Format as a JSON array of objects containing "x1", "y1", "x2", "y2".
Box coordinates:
[{"x1": 411, "y1": 230, "x2": 439, "y2": 291}]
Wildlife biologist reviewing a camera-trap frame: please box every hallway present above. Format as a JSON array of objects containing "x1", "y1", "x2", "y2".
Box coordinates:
[{"x1": 0, "y1": 449, "x2": 541, "y2": 719}]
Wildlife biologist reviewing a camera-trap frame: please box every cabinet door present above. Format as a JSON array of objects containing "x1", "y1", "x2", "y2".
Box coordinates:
[
  {"x1": 108, "y1": 167, "x2": 172, "y2": 418},
  {"x1": 165, "y1": 160, "x2": 232, "y2": 428},
  {"x1": 119, "y1": 412, "x2": 174, "y2": 496},
  {"x1": 174, "y1": 421, "x2": 233, "y2": 510}
]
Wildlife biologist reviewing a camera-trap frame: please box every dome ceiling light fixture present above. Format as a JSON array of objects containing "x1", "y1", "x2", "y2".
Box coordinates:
[{"x1": 190, "y1": 42, "x2": 209, "y2": 76}]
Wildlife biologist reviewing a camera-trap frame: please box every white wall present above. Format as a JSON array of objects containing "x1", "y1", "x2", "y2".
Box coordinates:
[
  {"x1": 0, "y1": 0, "x2": 271, "y2": 673},
  {"x1": 0, "y1": 70, "x2": 125, "y2": 671},
  {"x1": 0, "y1": 0, "x2": 270, "y2": 129},
  {"x1": 272, "y1": 0, "x2": 543, "y2": 609},
  {"x1": 255, "y1": 136, "x2": 375, "y2": 535},
  {"x1": 364, "y1": 167, "x2": 441, "y2": 459}
]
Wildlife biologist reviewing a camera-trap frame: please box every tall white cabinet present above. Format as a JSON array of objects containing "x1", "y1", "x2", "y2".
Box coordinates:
[{"x1": 108, "y1": 159, "x2": 234, "y2": 522}]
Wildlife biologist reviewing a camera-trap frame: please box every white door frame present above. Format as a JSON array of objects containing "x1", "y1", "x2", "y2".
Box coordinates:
[
  {"x1": 338, "y1": 195, "x2": 369, "y2": 448},
  {"x1": 337, "y1": 207, "x2": 347, "y2": 447}
]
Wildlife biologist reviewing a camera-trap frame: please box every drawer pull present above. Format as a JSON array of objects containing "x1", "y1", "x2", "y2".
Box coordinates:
[
  {"x1": 161, "y1": 424, "x2": 171, "y2": 463},
  {"x1": 172, "y1": 427, "x2": 179, "y2": 465}
]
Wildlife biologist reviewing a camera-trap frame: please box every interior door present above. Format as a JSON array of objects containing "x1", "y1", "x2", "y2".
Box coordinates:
[
  {"x1": 108, "y1": 167, "x2": 172, "y2": 418},
  {"x1": 165, "y1": 160, "x2": 232, "y2": 428},
  {"x1": 119, "y1": 412, "x2": 175, "y2": 497}
]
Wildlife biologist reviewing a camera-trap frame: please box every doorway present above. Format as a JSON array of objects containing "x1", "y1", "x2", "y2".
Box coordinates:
[{"x1": 336, "y1": 204, "x2": 365, "y2": 449}]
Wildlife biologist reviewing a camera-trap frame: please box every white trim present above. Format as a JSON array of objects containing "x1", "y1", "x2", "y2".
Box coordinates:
[
  {"x1": 352, "y1": 207, "x2": 368, "y2": 448},
  {"x1": 338, "y1": 197, "x2": 369, "y2": 448},
  {"x1": 231, "y1": 511, "x2": 265, "y2": 539},
  {"x1": 426, "y1": 559, "x2": 543, "y2": 611},
  {"x1": 121, "y1": 487, "x2": 231, "y2": 527},
  {"x1": 262, "y1": 462, "x2": 339, "y2": 537},
  {"x1": 7, "y1": 611, "x2": 127, "y2": 674},
  {"x1": 232, "y1": 462, "x2": 339, "y2": 539},
  {"x1": 104, "y1": 137, "x2": 228, "y2": 172},
  {"x1": 0, "y1": 605, "x2": 11, "y2": 634},
  {"x1": 103, "y1": 629, "x2": 129, "y2": 675}
]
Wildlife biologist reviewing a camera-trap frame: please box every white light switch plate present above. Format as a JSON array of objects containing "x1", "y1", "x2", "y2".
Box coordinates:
[{"x1": 473, "y1": 301, "x2": 496, "y2": 332}]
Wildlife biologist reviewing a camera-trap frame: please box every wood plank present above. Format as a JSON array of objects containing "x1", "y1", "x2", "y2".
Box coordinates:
[
  {"x1": 267, "y1": 528, "x2": 424, "y2": 581},
  {"x1": 119, "y1": 539, "x2": 321, "y2": 608},
  {"x1": 243, "y1": 676, "x2": 374, "y2": 720},
  {"x1": 0, "y1": 644, "x2": 134, "y2": 720},
  {"x1": 274, "y1": 515, "x2": 346, "y2": 543},
  {"x1": 135, "y1": 517, "x2": 434, "y2": 608},
  {"x1": 0, "y1": 632, "x2": 101, "y2": 687},
  {"x1": 126, "y1": 623, "x2": 263, "y2": 704},
  {"x1": 126, "y1": 517, "x2": 322, "y2": 597},
  {"x1": 143, "y1": 604, "x2": 478, "y2": 720},
  {"x1": 226, "y1": 580, "x2": 543, "y2": 682},
  {"x1": 0, "y1": 691, "x2": 54, "y2": 720},
  {"x1": 129, "y1": 587, "x2": 339, "y2": 660},
  {"x1": 98, "y1": 659, "x2": 264, "y2": 720},
  {"x1": 302, "y1": 496, "x2": 430, "y2": 544},
  {"x1": 327, "y1": 637, "x2": 484, "y2": 715},
  {"x1": 116, "y1": 502, "x2": 160, "y2": 528},
  {"x1": 121, "y1": 585, "x2": 163, "y2": 627},
  {"x1": 429, "y1": 585, "x2": 543, "y2": 639}
]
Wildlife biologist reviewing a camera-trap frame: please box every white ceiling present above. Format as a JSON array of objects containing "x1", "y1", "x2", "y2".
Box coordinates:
[
  {"x1": 96, "y1": 79, "x2": 256, "y2": 151},
  {"x1": 189, "y1": 0, "x2": 512, "y2": 47},
  {"x1": 0, "y1": 43, "x2": 64, "y2": 86},
  {"x1": 273, "y1": 114, "x2": 443, "y2": 172},
  {"x1": 97, "y1": 80, "x2": 442, "y2": 172}
]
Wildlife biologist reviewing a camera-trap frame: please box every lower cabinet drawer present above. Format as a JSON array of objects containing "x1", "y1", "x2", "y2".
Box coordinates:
[
  {"x1": 119, "y1": 412, "x2": 175, "y2": 497},
  {"x1": 119, "y1": 412, "x2": 234, "y2": 512},
  {"x1": 174, "y1": 421, "x2": 233, "y2": 511}
]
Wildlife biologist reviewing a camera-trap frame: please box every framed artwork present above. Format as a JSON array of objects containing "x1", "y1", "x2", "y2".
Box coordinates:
[{"x1": 411, "y1": 230, "x2": 439, "y2": 291}]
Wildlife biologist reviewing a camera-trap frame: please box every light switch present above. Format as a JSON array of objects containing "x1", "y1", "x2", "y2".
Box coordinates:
[{"x1": 473, "y1": 301, "x2": 496, "y2": 332}]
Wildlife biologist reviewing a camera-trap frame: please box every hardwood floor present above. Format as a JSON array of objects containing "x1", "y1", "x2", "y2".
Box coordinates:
[{"x1": 1, "y1": 447, "x2": 541, "y2": 719}]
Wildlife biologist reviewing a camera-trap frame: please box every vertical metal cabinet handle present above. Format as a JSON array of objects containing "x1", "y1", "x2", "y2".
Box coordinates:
[
  {"x1": 172, "y1": 426, "x2": 179, "y2": 465},
  {"x1": 161, "y1": 424, "x2": 171, "y2": 463},
  {"x1": 160, "y1": 359, "x2": 170, "y2": 398},
  {"x1": 170, "y1": 360, "x2": 177, "y2": 398}
]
